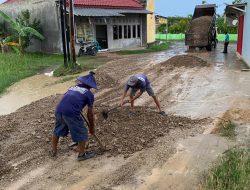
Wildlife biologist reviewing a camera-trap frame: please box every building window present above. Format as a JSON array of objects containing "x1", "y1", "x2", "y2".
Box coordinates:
[
  {"x1": 113, "y1": 25, "x2": 118, "y2": 40},
  {"x1": 119, "y1": 25, "x2": 123, "y2": 39},
  {"x1": 124, "y1": 25, "x2": 128, "y2": 38},
  {"x1": 128, "y1": 25, "x2": 131, "y2": 38},
  {"x1": 133, "y1": 25, "x2": 136, "y2": 38},
  {"x1": 137, "y1": 25, "x2": 141, "y2": 38}
]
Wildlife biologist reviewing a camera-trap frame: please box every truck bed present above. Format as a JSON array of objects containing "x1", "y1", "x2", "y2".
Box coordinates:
[{"x1": 186, "y1": 16, "x2": 213, "y2": 47}]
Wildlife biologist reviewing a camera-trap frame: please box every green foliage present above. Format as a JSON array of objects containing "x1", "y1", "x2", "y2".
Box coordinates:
[
  {"x1": 232, "y1": 0, "x2": 244, "y2": 4},
  {"x1": 0, "y1": 53, "x2": 62, "y2": 94},
  {"x1": 203, "y1": 148, "x2": 250, "y2": 190},
  {"x1": 202, "y1": 1, "x2": 207, "y2": 4},
  {"x1": 167, "y1": 17, "x2": 191, "y2": 27},
  {"x1": 117, "y1": 43, "x2": 170, "y2": 55},
  {"x1": 0, "y1": 10, "x2": 44, "y2": 54},
  {"x1": 217, "y1": 16, "x2": 238, "y2": 34},
  {"x1": 220, "y1": 121, "x2": 237, "y2": 138},
  {"x1": 15, "y1": 10, "x2": 43, "y2": 49},
  {"x1": 156, "y1": 24, "x2": 167, "y2": 33},
  {"x1": 53, "y1": 64, "x2": 82, "y2": 77},
  {"x1": 54, "y1": 55, "x2": 112, "y2": 77},
  {"x1": 168, "y1": 18, "x2": 190, "y2": 34},
  {"x1": 0, "y1": 28, "x2": 4, "y2": 35}
]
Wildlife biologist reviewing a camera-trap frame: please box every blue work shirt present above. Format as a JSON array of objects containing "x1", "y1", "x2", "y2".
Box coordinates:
[
  {"x1": 56, "y1": 85, "x2": 94, "y2": 117},
  {"x1": 225, "y1": 34, "x2": 229, "y2": 43},
  {"x1": 125, "y1": 74, "x2": 150, "y2": 93}
]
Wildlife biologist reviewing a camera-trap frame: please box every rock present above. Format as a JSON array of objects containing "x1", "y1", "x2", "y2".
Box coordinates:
[
  {"x1": 31, "y1": 132, "x2": 36, "y2": 135},
  {"x1": 140, "y1": 139, "x2": 146, "y2": 143},
  {"x1": 136, "y1": 145, "x2": 143, "y2": 151}
]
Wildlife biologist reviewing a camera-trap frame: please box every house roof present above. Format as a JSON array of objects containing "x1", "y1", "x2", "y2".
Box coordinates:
[
  {"x1": 2, "y1": 0, "x2": 144, "y2": 9},
  {"x1": 2, "y1": 0, "x2": 17, "y2": 4},
  {"x1": 73, "y1": 0, "x2": 143, "y2": 9},
  {"x1": 74, "y1": 8, "x2": 150, "y2": 17},
  {"x1": 225, "y1": 3, "x2": 247, "y2": 18}
]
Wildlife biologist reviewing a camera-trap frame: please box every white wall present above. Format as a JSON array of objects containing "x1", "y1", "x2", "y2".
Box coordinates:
[{"x1": 242, "y1": 0, "x2": 250, "y2": 66}]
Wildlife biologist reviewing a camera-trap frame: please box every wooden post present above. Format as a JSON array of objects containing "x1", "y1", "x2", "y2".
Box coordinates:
[
  {"x1": 69, "y1": 0, "x2": 76, "y2": 66},
  {"x1": 59, "y1": 0, "x2": 67, "y2": 67},
  {"x1": 63, "y1": 0, "x2": 70, "y2": 62}
]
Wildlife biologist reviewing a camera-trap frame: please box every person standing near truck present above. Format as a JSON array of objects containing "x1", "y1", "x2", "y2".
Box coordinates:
[{"x1": 223, "y1": 32, "x2": 230, "y2": 53}]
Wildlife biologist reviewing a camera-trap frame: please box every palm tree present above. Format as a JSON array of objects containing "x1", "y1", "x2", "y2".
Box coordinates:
[{"x1": 0, "y1": 10, "x2": 44, "y2": 55}]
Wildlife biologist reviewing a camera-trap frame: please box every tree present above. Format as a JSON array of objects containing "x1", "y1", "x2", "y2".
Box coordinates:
[
  {"x1": 15, "y1": 10, "x2": 43, "y2": 50},
  {"x1": 202, "y1": 1, "x2": 207, "y2": 4},
  {"x1": 156, "y1": 24, "x2": 167, "y2": 33},
  {"x1": 0, "y1": 10, "x2": 44, "y2": 55},
  {"x1": 216, "y1": 16, "x2": 237, "y2": 34},
  {"x1": 232, "y1": 0, "x2": 244, "y2": 4},
  {"x1": 168, "y1": 18, "x2": 191, "y2": 34}
]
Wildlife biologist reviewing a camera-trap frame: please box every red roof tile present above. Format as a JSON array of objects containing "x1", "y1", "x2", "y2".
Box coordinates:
[
  {"x1": 3, "y1": 0, "x2": 143, "y2": 9},
  {"x1": 73, "y1": 0, "x2": 143, "y2": 9},
  {"x1": 3, "y1": 0, "x2": 18, "y2": 4}
]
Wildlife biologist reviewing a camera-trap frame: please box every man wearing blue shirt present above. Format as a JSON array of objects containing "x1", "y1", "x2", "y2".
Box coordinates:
[
  {"x1": 223, "y1": 32, "x2": 229, "y2": 53},
  {"x1": 51, "y1": 72, "x2": 97, "y2": 161},
  {"x1": 121, "y1": 74, "x2": 165, "y2": 115}
]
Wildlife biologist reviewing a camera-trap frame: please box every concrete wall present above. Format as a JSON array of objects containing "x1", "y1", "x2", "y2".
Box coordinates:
[
  {"x1": 107, "y1": 15, "x2": 143, "y2": 50},
  {"x1": 146, "y1": 0, "x2": 155, "y2": 43},
  {"x1": 242, "y1": 0, "x2": 250, "y2": 66},
  {"x1": 75, "y1": 14, "x2": 147, "y2": 50},
  {"x1": 0, "y1": 0, "x2": 62, "y2": 53}
]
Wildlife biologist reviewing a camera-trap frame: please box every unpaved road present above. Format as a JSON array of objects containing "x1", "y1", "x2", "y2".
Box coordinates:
[{"x1": 1, "y1": 42, "x2": 250, "y2": 190}]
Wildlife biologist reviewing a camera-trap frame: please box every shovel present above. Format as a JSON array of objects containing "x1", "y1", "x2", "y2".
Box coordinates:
[
  {"x1": 102, "y1": 100, "x2": 130, "y2": 120},
  {"x1": 80, "y1": 113, "x2": 106, "y2": 152}
]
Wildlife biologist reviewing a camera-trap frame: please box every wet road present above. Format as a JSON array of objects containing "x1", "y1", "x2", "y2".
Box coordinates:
[
  {"x1": 167, "y1": 42, "x2": 250, "y2": 118},
  {"x1": 0, "y1": 42, "x2": 249, "y2": 117}
]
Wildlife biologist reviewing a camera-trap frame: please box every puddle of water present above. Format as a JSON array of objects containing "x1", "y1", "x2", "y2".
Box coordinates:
[
  {"x1": 0, "y1": 75, "x2": 75, "y2": 115},
  {"x1": 44, "y1": 71, "x2": 54, "y2": 77}
]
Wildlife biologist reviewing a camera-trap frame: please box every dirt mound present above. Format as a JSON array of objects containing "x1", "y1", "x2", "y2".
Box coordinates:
[
  {"x1": 161, "y1": 55, "x2": 209, "y2": 68},
  {"x1": 0, "y1": 95, "x2": 208, "y2": 181},
  {"x1": 93, "y1": 106, "x2": 208, "y2": 157},
  {"x1": 95, "y1": 70, "x2": 118, "y2": 89},
  {"x1": 188, "y1": 16, "x2": 213, "y2": 33}
]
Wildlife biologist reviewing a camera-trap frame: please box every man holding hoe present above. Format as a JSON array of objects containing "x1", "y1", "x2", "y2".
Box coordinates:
[
  {"x1": 120, "y1": 74, "x2": 165, "y2": 115},
  {"x1": 51, "y1": 72, "x2": 97, "y2": 161}
]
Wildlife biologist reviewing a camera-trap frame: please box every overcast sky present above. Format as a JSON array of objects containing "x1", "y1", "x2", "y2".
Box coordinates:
[
  {"x1": 156, "y1": 0, "x2": 234, "y2": 16},
  {"x1": 0, "y1": 0, "x2": 234, "y2": 16}
]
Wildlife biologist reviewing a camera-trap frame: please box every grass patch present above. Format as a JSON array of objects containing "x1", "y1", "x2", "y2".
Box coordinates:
[
  {"x1": 220, "y1": 121, "x2": 237, "y2": 138},
  {"x1": 0, "y1": 53, "x2": 62, "y2": 94},
  {"x1": 54, "y1": 55, "x2": 112, "y2": 77},
  {"x1": 117, "y1": 43, "x2": 170, "y2": 55},
  {"x1": 203, "y1": 148, "x2": 250, "y2": 190}
]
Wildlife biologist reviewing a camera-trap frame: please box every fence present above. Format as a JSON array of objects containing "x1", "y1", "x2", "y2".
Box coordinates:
[{"x1": 156, "y1": 33, "x2": 238, "y2": 42}]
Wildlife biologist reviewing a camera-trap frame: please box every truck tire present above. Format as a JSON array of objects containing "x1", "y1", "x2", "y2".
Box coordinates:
[{"x1": 206, "y1": 44, "x2": 212, "y2": 51}]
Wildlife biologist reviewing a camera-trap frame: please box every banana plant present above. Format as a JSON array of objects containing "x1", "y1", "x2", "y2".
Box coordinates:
[
  {"x1": 0, "y1": 37, "x2": 20, "y2": 54},
  {"x1": 0, "y1": 10, "x2": 45, "y2": 55}
]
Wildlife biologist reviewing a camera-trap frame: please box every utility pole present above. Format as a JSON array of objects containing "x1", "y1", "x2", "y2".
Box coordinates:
[
  {"x1": 63, "y1": 0, "x2": 70, "y2": 62},
  {"x1": 69, "y1": 0, "x2": 76, "y2": 66},
  {"x1": 59, "y1": 0, "x2": 67, "y2": 67}
]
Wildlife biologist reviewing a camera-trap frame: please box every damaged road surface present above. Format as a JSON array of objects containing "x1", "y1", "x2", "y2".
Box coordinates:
[{"x1": 1, "y1": 42, "x2": 250, "y2": 190}]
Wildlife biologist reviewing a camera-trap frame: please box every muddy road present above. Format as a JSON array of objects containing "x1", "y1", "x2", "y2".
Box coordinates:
[{"x1": 1, "y1": 42, "x2": 250, "y2": 190}]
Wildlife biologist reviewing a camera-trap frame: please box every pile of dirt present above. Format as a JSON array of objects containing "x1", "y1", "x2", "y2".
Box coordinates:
[
  {"x1": 95, "y1": 70, "x2": 118, "y2": 89},
  {"x1": 92, "y1": 106, "x2": 208, "y2": 157},
  {"x1": 160, "y1": 55, "x2": 209, "y2": 68},
  {"x1": 0, "y1": 95, "x2": 209, "y2": 180},
  {"x1": 188, "y1": 16, "x2": 213, "y2": 34}
]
